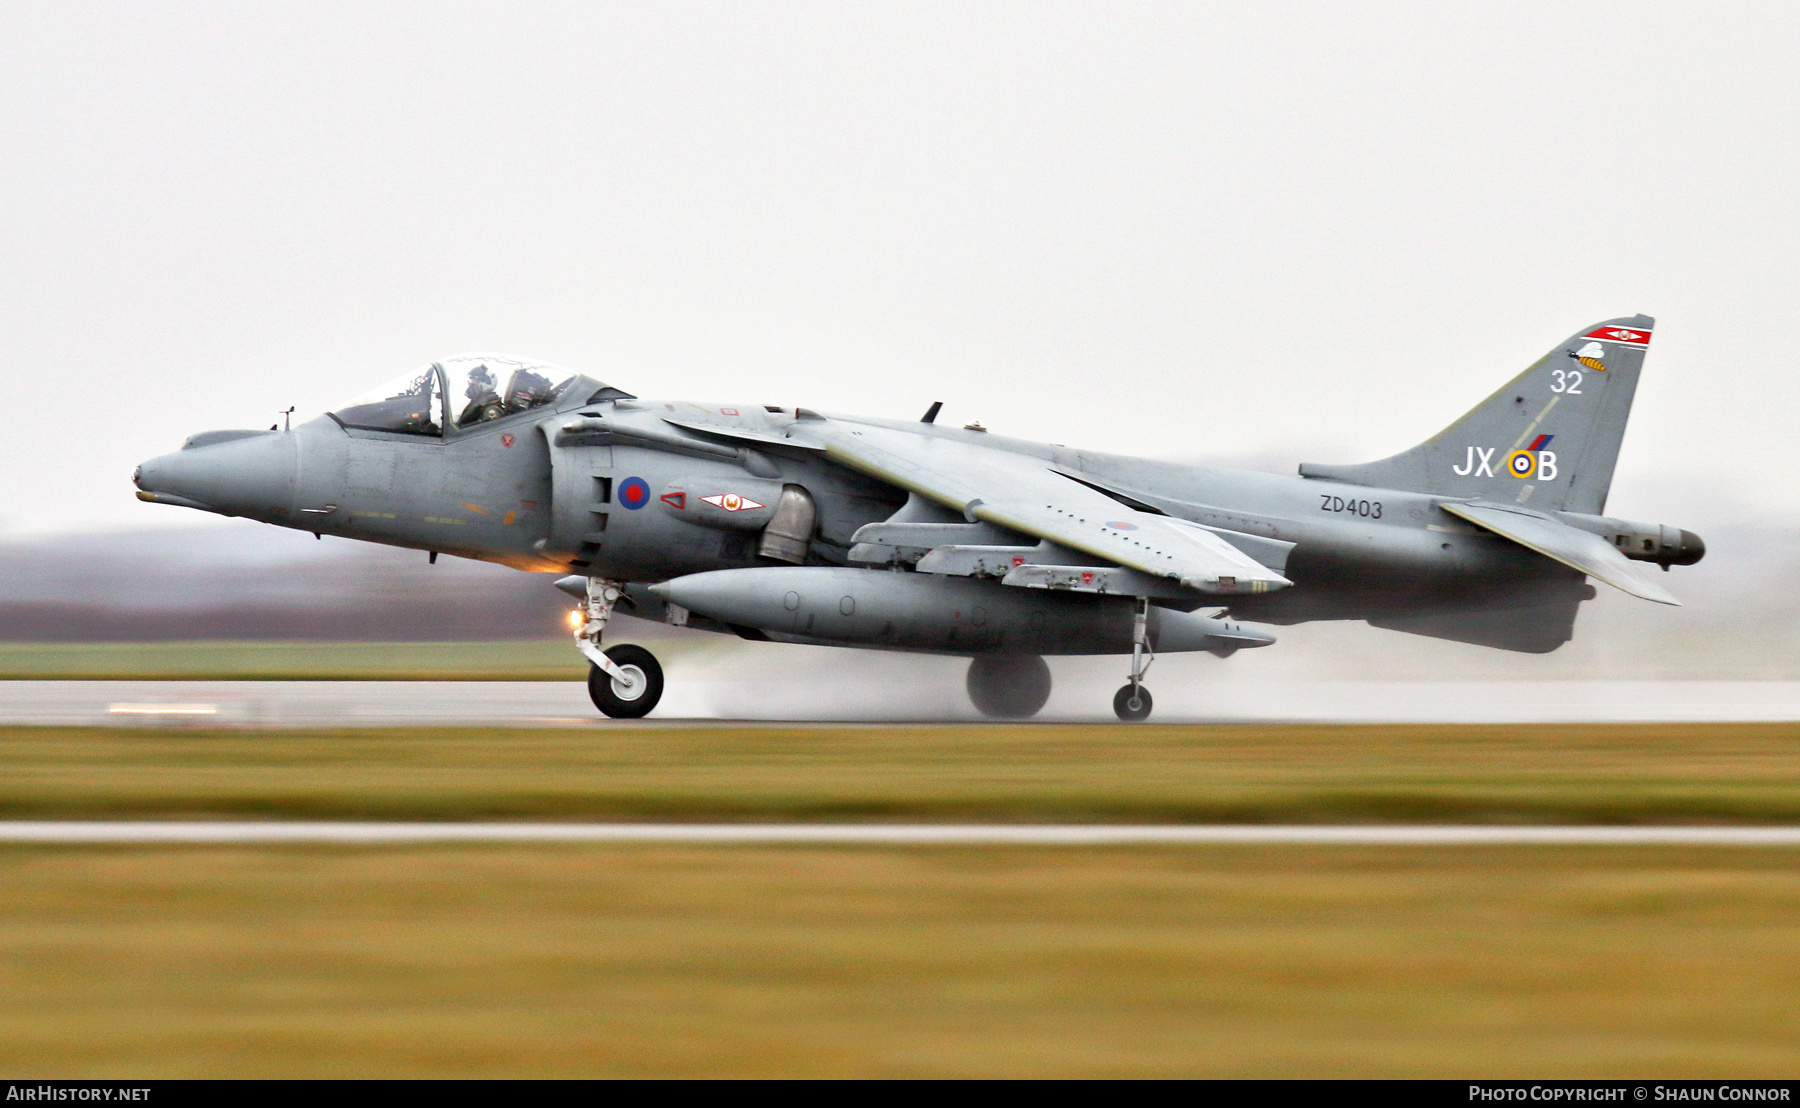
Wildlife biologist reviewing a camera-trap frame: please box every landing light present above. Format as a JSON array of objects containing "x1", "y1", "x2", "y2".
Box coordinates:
[{"x1": 566, "y1": 609, "x2": 584, "y2": 631}]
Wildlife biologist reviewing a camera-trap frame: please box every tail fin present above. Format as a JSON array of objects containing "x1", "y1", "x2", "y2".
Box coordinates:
[{"x1": 1299, "y1": 315, "x2": 1654, "y2": 514}]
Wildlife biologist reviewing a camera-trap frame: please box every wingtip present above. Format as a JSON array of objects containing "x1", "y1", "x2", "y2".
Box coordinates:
[{"x1": 1618, "y1": 574, "x2": 1681, "y2": 606}]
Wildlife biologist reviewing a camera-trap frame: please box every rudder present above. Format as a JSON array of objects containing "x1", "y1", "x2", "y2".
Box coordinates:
[{"x1": 1299, "y1": 315, "x2": 1654, "y2": 514}]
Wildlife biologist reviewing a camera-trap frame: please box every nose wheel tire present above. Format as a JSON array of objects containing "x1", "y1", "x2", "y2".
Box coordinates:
[
  {"x1": 1113, "y1": 683, "x2": 1153, "y2": 722},
  {"x1": 966, "y1": 654, "x2": 1053, "y2": 719},
  {"x1": 588, "y1": 644, "x2": 664, "y2": 718}
]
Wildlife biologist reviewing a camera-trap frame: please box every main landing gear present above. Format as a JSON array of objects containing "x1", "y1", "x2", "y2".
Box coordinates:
[
  {"x1": 575, "y1": 578, "x2": 665, "y2": 718},
  {"x1": 967, "y1": 654, "x2": 1052, "y2": 719},
  {"x1": 1113, "y1": 597, "x2": 1155, "y2": 722},
  {"x1": 964, "y1": 597, "x2": 1158, "y2": 722}
]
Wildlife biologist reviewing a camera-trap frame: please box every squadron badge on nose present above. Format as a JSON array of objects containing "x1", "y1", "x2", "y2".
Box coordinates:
[{"x1": 700, "y1": 493, "x2": 765, "y2": 512}]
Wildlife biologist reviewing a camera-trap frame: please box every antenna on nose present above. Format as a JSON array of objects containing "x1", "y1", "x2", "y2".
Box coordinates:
[{"x1": 280, "y1": 406, "x2": 296, "y2": 432}]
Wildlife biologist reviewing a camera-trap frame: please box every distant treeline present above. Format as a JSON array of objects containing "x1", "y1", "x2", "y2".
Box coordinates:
[
  {"x1": 0, "y1": 599, "x2": 577, "y2": 642},
  {"x1": 0, "y1": 523, "x2": 578, "y2": 641},
  {"x1": 0, "y1": 519, "x2": 1793, "y2": 667}
]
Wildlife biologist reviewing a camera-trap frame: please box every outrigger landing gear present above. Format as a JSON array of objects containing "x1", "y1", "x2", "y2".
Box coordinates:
[
  {"x1": 575, "y1": 578, "x2": 664, "y2": 718},
  {"x1": 1113, "y1": 597, "x2": 1155, "y2": 722}
]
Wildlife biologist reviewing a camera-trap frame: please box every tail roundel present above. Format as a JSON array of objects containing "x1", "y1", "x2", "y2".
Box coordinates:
[{"x1": 1298, "y1": 315, "x2": 1654, "y2": 515}]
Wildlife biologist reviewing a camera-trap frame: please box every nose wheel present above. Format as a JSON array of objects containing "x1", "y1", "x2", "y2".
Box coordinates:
[
  {"x1": 1113, "y1": 597, "x2": 1155, "y2": 722},
  {"x1": 573, "y1": 578, "x2": 666, "y2": 718},
  {"x1": 587, "y1": 643, "x2": 665, "y2": 719}
]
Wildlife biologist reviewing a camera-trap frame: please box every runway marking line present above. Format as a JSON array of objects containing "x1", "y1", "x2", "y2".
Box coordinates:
[
  {"x1": 105, "y1": 704, "x2": 219, "y2": 716},
  {"x1": 6, "y1": 823, "x2": 1800, "y2": 845}
]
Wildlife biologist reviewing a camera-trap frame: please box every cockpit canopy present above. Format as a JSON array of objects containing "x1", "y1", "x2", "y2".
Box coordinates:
[{"x1": 330, "y1": 354, "x2": 579, "y2": 437}]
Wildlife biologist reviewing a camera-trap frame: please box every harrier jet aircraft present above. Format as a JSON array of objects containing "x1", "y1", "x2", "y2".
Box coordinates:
[{"x1": 134, "y1": 315, "x2": 1702, "y2": 720}]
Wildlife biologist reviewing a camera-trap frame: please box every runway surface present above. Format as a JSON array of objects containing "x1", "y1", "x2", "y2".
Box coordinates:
[
  {"x1": 4, "y1": 679, "x2": 1799, "y2": 725},
  {"x1": 8, "y1": 822, "x2": 1800, "y2": 844}
]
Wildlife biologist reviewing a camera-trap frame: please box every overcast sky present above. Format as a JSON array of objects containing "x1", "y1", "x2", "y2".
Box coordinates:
[{"x1": 3, "y1": 1, "x2": 1795, "y2": 537}]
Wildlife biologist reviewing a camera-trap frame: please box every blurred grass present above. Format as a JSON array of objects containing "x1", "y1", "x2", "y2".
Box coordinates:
[
  {"x1": 10, "y1": 725, "x2": 1800, "y2": 1076},
  {"x1": 0, "y1": 640, "x2": 607, "y2": 680},
  {"x1": 4, "y1": 843, "x2": 1800, "y2": 1077},
  {"x1": 7, "y1": 722, "x2": 1800, "y2": 823}
]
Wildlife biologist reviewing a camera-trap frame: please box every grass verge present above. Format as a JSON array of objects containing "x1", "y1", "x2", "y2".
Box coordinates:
[
  {"x1": 0, "y1": 640, "x2": 603, "y2": 680},
  {"x1": 3, "y1": 844, "x2": 1799, "y2": 1077},
  {"x1": 4, "y1": 722, "x2": 1800, "y2": 823}
]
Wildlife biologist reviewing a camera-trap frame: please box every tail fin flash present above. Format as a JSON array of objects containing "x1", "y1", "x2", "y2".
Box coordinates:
[{"x1": 1299, "y1": 315, "x2": 1654, "y2": 514}]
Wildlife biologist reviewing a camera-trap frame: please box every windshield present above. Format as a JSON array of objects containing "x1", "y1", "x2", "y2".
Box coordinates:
[
  {"x1": 440, "y1": 354, "x2": 574, "y2": 430},
  {"x1": 329, "y1": 366, "x2": 443, "y2": 436}
]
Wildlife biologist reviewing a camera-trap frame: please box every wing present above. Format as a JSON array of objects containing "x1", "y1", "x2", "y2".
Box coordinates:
[
  {"x1": 795, "y1": 420, "x2": 1290, "y2": 596},
  {"x1": 1440, "y1": 501, "x2": 1679, "y2": 606}
]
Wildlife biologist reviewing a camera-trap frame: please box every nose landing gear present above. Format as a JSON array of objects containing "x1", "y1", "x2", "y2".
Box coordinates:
[
  {"x1": 574, "y1": 578, "x2": 665, "y2": 718},
  {"x1": 1113, "y1": 597, "x2": 1155, "y2": 722},
  {"x1": 588, "y1": 642, "x2": 664, "y2": 719}
]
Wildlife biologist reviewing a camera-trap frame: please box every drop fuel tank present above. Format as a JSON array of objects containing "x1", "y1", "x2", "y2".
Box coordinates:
[{"x1": 651, "y1": 566, "x2": 1273, "y2": 656}]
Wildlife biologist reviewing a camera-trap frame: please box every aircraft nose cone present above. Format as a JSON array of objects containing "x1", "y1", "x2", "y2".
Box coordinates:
[
  {"x1": 135, "y1": 430, "x2": 297, "y2": 518},
  {"x1": 133, "y1": 453, "x2": 194, "y2": 504}
]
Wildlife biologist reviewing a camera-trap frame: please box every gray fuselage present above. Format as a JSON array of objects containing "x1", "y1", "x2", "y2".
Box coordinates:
[{"x1": 135, "y1": 370, "x2": 1694, "y2": 657}]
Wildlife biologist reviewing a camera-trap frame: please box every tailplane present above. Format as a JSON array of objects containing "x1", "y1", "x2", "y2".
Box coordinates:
[{"x1": 1299, "y1": 315, "x2": 1654, "y2": 514}]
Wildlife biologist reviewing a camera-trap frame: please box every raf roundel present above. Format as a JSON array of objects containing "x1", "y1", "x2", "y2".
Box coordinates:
[
  {"x1": 619, "y1": 476, "x2": 651, "y2": 509},
  {"x1": 1106, "y1": 521, "x2": 1139, "y2": 531},
  {"x1": 1506, "y1": 434, "x2": 1555, "y2": 480}
]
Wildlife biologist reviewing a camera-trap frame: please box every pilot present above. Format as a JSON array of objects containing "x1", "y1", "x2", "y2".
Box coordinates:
[
  {"x1": 504, "y1": 369, "x2": 555, "y2": 414},
  {"x1": 457, "y1": 366, "x2": 506, "y2": 427}
]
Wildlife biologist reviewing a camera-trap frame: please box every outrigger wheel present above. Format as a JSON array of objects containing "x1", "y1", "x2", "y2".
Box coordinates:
[
  {"x1": 1113, "y1": 682, "x2": 1153, "y2": 722},
  {"x1": 588, "y1": 643, "x2": 664, "y2": 718},
  {"x1": 1112, "y1": 596, "x2": 1155, "y2": 722}
]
